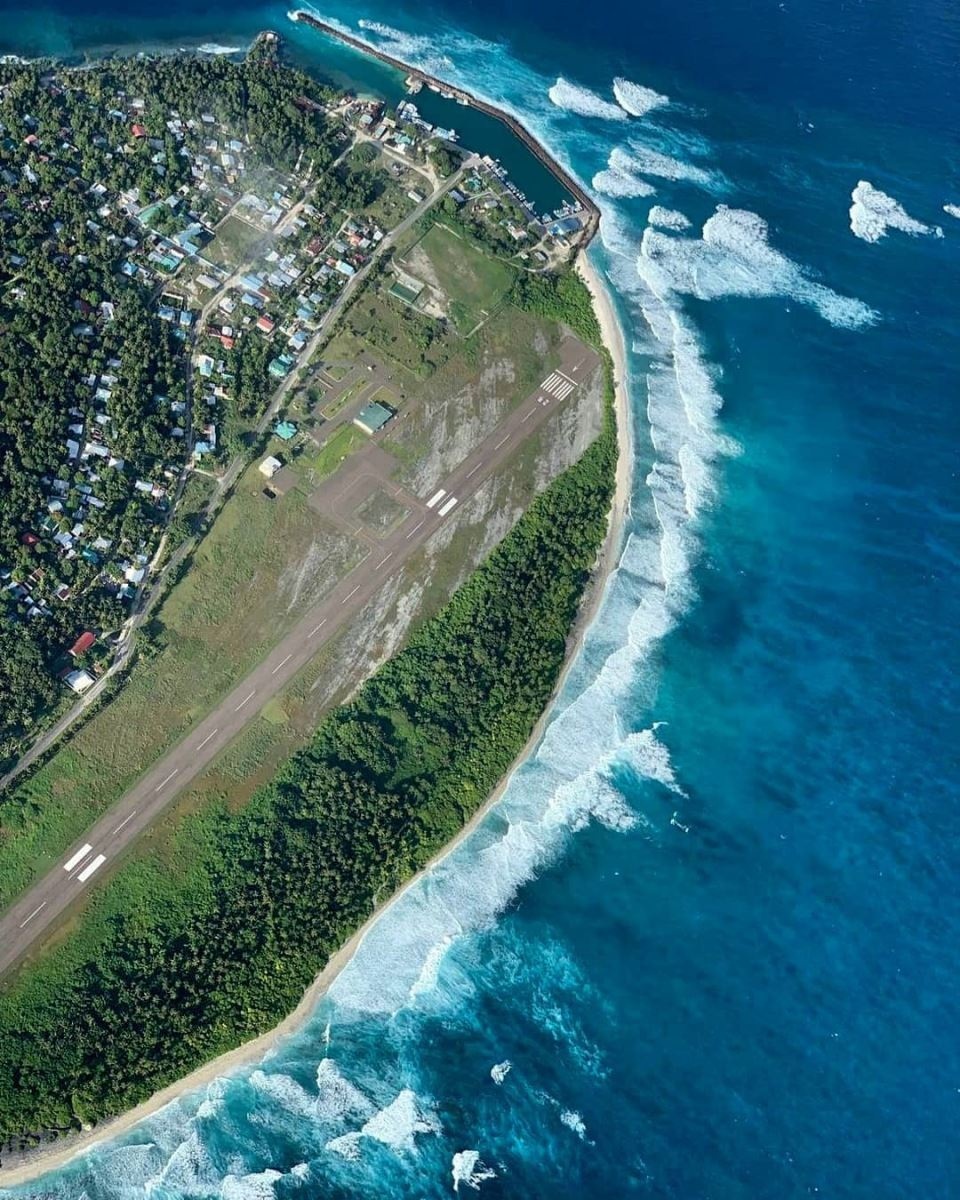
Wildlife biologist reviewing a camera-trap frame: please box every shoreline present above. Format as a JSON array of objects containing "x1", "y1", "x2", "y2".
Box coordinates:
[
  {"x1": 0, "y1": 249, "x2": 631, "y2": 1190},
  {"x1": 287, "y1": 10, "x2": 600, "y2": 241}
]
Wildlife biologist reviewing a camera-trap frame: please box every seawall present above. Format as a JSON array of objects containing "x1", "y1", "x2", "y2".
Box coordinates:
[{"x1": 289, "y1": 10, "x2": 600, "y2": 243}]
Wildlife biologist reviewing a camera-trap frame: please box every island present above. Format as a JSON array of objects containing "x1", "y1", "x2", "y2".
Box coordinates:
[{"x1": 0, "y1": 30, "x2": 626, "y2": 1180}]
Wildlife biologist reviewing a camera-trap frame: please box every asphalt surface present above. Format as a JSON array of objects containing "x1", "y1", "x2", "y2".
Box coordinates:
[{"x1": 0, "y1": 338, "x2": 599, "y2": 978}]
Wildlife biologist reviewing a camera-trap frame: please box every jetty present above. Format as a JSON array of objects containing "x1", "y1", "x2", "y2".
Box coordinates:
[{"x1": 288, "y1": 10, "x2": 600, "y2": 244}]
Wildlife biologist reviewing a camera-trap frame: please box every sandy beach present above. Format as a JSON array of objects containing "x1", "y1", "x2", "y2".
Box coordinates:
[{"x1": 0, "y1": 250, "x2": 632, "y2": 1191}]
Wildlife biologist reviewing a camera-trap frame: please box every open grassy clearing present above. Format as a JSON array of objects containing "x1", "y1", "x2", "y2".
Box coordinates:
[
  {"x1": 321, "y1": 375, "x2": 371, "y2": 419},
  {"x1": 403, "y1": 222, "x2": 515, "y2": 333},
  {"x1": 306, "y1": 423, "x2": 368, "y2": 482},
  {"x1": 0, "y1": 465, "x2": 365, "y2": 910},
  {"x1": 356, "y1": 488, "x2": 408, "y2": 536},
  {"x1": 205, "y1": 213, "x2": 272, "y2": 269}
]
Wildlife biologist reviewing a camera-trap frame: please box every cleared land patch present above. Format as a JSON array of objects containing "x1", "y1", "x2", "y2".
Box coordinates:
[
  {"x1": 402, "y1": 222, "x2": 515, "y2": 334},
  {"x1": 355, "y1": 488, "x2": 409, "y2": 537},
  {"x1": 0, "y1": 462, "x2": 365, "y2": 909},
  {"x1": 205, "y1": 213, "x2": 272, "y2": 269}
]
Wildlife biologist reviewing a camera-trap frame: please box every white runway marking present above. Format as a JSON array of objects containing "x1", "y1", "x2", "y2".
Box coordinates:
[
  {"x1": 155, "y1": 768, "x2": 180, "y2": 792},
  {"x1": 522, "y1": 409, "x2": 533, "y2": 422},
  {"x1": 376, "y1": 552, "x2": 393, "y2": 569},
  {"x1": 196, "y1": 729, "x2": 219, "y2": 751},
  {"x1": 541, "y1": 372, "x2": 576, "y2": 400},
  {"x1": 465, "y1": 462, "x2": 482, "y2": 478},
  {"x1": 272, "y1": 653, "x2": 292, "y2": 675},
  {"x1": 438, "y1": 495, "x2": 459, "y2": 516},
  {"x1": 112, "y1": 810, "x2": 137, "y2": 836},
  {"x1": 77, "y1": 854, "x2": 106, "y2": 883},
  {"x1": 494, "y1": 435, "x2": 509, "y2": 450},
  {"x1": 342, "y1": 584, "x2": 361, "y2": 604},
  {"x1": 406, "y1": 519, "x2": 425, "y2": 539},
  {"x1": 234, "y1": 691, "x2": 256, "y2": 712},
  {"x1": 63, "y1": 844, "x2": 93, "y2": 872},
  {"x1": 19, "y1": 902, "x2": 46, "y2": 929},
  {"x1": 425, "y1": 488, "x2": 446, "y2": 509},
  {"x1": 309, "y1": 619, "x2": 327, "y2": 638}
]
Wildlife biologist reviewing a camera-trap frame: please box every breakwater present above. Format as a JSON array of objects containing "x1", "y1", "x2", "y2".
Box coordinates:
[{"x1": 289, "y1": 10, "x2": 599, "y2": 242}]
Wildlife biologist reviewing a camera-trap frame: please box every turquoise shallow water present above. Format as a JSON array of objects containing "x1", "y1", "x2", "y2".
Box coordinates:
[{"x1": 1, "y1": 1, "x2": 958, "y2": 1196}]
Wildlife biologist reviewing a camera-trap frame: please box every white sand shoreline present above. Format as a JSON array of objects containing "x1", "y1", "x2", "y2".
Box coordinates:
[{"x1": 0, "y1": 249, "x2": 632, "y2": 1190}]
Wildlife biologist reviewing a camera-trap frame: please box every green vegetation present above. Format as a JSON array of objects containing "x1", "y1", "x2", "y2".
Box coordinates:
[
  {"x1": 205, "y1": 215, "x2": 270, "y2": 269},
  {"x1": 0, "y1": 468, "x2": 362, "y2": 912},
  {"x1": 410, "y1": 222, "x2": 515, "y2": 333},
  {"x1": 310, "y1": 423, "x2": 366, "y2": 479},
  {"x1": 511, "y1": 269, "x2": 601, "y2": 347},
  {"x1": 0, "y1": 384, "x2": 616, "y2": 1143},
  {"x1": 0, "y1": 41, "x2": 344, "y2": 766}
]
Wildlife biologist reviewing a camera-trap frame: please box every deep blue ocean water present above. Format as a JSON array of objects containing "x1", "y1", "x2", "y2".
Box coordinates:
[{"x1": 2, "y1": 1, "x2": 958, "y2": 1196}]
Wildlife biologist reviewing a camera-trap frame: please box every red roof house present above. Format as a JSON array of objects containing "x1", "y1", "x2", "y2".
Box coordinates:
[{"x1": 69, "y1": 631, "x2": 96, "y2": 658}]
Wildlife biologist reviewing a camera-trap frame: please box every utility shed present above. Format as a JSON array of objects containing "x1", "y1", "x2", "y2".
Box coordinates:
[{"x1": 354, "y1": 401, "x2": 394, "y2": 435}]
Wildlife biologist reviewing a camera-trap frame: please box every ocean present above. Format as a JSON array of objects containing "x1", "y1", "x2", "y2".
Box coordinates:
[{"x1": 2, "y1": 0, "x2": 959, "y2": 1196}]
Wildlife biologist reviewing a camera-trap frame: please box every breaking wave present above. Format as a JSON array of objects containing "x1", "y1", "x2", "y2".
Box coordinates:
[
  {"x1": 451, "y1": 1150, "x2": 497, "y2": 1192},
  {"x1": 849, "y1": 180, "x2": 942, "y2": 242},
  {"x1": 613, "y1": 76, "x2": 669, "y2": 117},
  {"x1": 615, "y1": 142, "x2": 725, "y2": 189},
  {"x1": 647, "y1": 205, "x2": 692, "y2": 230},
  {"x1": 944, "y1": 203, "x2": 960, "y2": 219},
  {"x1": 548, "y1": 77, "x2": 628, "y2": 121},
  {"x1": 640, "y1": 204, "x2": 879, "y2": 328}
]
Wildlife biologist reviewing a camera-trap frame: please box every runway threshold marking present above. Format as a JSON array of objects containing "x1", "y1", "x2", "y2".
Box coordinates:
[
  {"x1": 438, "y1": 495, "x2": 459, "y2": 517},
  {"x1": 63, "y1": 844, "x2": 93, "y2": 872},
  {"x1": 425, "y1": 488, "x2": 446, "y2": 509},
  {"x1": 196, "y1": 729, "x2": 219, "y2": 751},
  {"x1": 19, "y1": 902, "x2": 46, "y2": 929},
  {"x1": 112, "y1": 810, "x2": 137, "y2": 836},
  {"x1": 272, "y1": 653, "x2": 293, "y2": 676},
  {"x1": 155, "y1": 768, "x2": 180, "y2": 792},
  {"x1": 77, "y1": 854, "x2": 106, "y2": 883},
  {"x1": 234, "y1": 691, "x2": 256, "y2": 712}
]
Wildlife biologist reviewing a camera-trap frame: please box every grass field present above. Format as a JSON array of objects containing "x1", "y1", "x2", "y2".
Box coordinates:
[
  {"x1": 309, "y1": 423, "x2": 367, "y2": 481},
  {"x1": 321, "y1": 375, "x2": 371, "y2": 420},
  {"x1": 206, "y1": 214, "x2": 271, "y2": 269},
  {"x1": 405, "y1": 223, "x2": 515, "y2": 334},
  {"x1": 0, "y1": 466, "x2": 364, "y2": 910}
]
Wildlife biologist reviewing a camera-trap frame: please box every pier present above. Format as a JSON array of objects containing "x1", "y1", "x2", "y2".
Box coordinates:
[{"x1": 289, "y1": 10, "x2": 600, "y2": 244}]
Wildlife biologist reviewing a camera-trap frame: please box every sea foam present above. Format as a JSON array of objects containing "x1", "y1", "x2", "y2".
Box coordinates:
[
  {"x1": 849, "y1": 180, "x2": 942, "y2": 243},
  {"x1": 942, "y1": 203, "x2": 960, "y2": 220},
  {"x1": 549, "y1": 77, "x2": 628, "y2": 121},
  {"x1": 613, "y1": 77, "x2": 669, "y2": 117},
  {"x1": 648, "y1": 206, "x2": 692, "y2": 231},
  {"x1": 640, "y1": 205, "x2": 879, "y2": 328},
  {"x1": 451, "y1": 1150, "x2": 497, "y2": 1191}
]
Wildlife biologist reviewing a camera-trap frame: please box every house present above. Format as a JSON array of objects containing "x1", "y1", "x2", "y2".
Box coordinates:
[
  {"x1": 259, "y1": 455, "x2": 282, "y2": 478},
  {"x1": 69, "y1": 630, "x2": 96, "y2": 658},
  {"x1": 64, "y1": 668, "x2": 96, "y2": 694},
  {"x1": 256, "y1": 314, "x2": 275, "y2": 335}
]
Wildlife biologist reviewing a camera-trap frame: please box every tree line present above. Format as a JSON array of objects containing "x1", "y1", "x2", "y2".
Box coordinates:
[{"x1": 0, "y1": 304, "x2": 616, "y2": 1144}]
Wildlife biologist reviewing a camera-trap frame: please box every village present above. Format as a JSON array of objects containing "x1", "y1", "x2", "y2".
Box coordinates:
[{"x1": 0, "y1": 47, "x2": 590, "y2": 759}]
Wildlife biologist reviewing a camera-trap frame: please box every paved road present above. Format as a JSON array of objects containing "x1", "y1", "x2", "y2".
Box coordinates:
[
  {"x1": 0, "y1": 157, "x2": 464, "y2": 796},
  {"x1": 0, "y1": 338, "x2": 599, "y2": 978}
]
